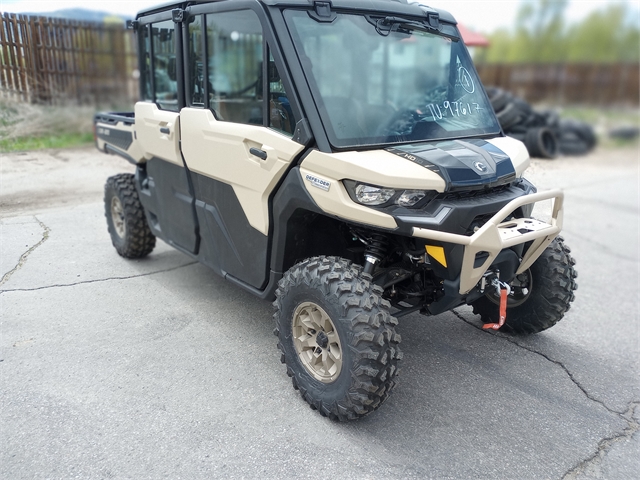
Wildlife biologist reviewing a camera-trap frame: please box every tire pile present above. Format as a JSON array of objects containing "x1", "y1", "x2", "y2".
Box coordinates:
[{"x1": 487, "y1": 87, "x2": 597, "y2": 159}]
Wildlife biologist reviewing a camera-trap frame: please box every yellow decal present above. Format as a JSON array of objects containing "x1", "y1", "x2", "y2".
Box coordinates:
[{"x1": 426, "y1": 245, "x2": 447, "y2": 268}]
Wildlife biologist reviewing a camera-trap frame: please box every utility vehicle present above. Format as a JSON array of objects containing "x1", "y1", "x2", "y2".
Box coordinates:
[{"x1": 95, "y1": 0, "x2": 577, "y2": 420}]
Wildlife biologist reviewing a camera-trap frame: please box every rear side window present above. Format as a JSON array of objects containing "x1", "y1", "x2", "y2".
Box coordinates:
[
  {"x1": 206, "y1": 10, "x2": 263, "y2": 125},
  {"x1": 138, "y1": 20, "x2": 179, "y2": 111},
  {"x1": 188, "y1": 16, "x2": 205, "y2": 107},
  {"x1": 152, "y1": 20, "x2": 179, "y2": 111},
  {"x1": 140, "y1": 25, "x2": 152, "y2": 101}
]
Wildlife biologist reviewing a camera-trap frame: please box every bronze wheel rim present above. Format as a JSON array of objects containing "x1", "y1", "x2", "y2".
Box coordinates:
[
  {"x1": 110, "y1": 196, "x2": 126, "y2": 238},
  {"x1": 292, "y1": 302, "x2": 343, "y2": 383}
]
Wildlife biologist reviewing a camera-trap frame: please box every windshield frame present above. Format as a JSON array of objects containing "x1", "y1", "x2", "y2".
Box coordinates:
[{"x1": 283, "y1": 9, "x2": 502, "y2": 151}]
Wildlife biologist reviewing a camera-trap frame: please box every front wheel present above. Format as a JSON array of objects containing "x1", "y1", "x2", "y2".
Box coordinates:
[
  {"x1": 273, "y1": 256, "x2": 402, "y2": 421},
  {"x1": 472, "y1": 237, "x2": 577, "y2": 334}
]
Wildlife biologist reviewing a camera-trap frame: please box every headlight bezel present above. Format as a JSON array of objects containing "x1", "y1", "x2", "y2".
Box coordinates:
[{"x1": 343, "y1": 180, "x2": 432, "y2": 209}]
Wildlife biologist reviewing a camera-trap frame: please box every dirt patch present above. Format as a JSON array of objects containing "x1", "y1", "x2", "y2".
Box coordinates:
[{"x1": 1, "y1": 146, "x2": 134, "y2": 217}]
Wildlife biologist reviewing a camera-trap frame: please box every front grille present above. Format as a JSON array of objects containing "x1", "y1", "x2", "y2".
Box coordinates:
[{"x1": 434, "y1": 183, "x2": 513, "y2": 202}]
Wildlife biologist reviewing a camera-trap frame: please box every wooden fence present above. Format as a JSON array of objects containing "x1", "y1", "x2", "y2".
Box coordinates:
[
  {"x1": 0, "y1": 12, "x2": 138, "y2": 106},
  {"x1": 2, "y1": 11, "x2": 637, "y2": 108},
  {"x1": 476, "y1": 63, "x2": 639, "y2": 106}
]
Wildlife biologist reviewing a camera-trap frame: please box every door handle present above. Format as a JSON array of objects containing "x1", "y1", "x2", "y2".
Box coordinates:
[
  {"x1": 249, "y1": 147, "x2": 268, "y2": 160},
  {"x1": 160, "y1": 127, "x2": 170, "y2": 134}
]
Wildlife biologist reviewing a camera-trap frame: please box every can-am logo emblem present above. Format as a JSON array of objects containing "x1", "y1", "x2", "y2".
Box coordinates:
[{"x1": 474, "y1": 161, "x2": 488, "y2": 173}]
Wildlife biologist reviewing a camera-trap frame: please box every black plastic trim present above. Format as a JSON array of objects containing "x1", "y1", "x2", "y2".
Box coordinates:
[
  {"x1": 136, "y1": 1, "x2": 456, "y2": 23},
  {"x1": 94, "y1": 112, "x2": 135, "y2": 126},
  {"x1": 104, "y1": 144, "x2": 137, "y2": 165},
  {"x1": 389, "y1": 179, "x2": 537, "y2": 237},
  {"x1": 137, "y1": 158, "x2": 199, "y2": 254},
  {"x1": 188, "y1": 165, "x2": 324, "y2": 301},
  {"x1": 191, "y1": 172, "x2": 270, "y2": 289},
  {"x1": 96, "y1": 128, "x2": 133, "y2": 151},
  {"x1": 270, "y1": 166, "x2": 325, "y2": 273},
  {"x1": 175, "y1": 12, "x2": 186, "y2": 110}
]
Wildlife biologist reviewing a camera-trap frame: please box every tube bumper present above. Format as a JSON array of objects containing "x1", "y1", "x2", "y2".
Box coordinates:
[{"x1": 412, "y1": 189, "x2": 564, "y2": 294}]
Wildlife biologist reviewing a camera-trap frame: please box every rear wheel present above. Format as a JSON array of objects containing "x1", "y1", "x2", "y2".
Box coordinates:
[
  {"x1": 104, "y1": 173, "x2": 155, "y2": 259},
  {"x1": 273, "y1": 256, "x2": 402, "y2": 421},
  {"x1": 472, "y1": 237, "x2": 577, "y2": 334}
]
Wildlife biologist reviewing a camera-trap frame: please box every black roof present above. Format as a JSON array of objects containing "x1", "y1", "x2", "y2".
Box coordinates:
[{"x1": 136, "y1": 0, "x2": 456, "y2": 24}]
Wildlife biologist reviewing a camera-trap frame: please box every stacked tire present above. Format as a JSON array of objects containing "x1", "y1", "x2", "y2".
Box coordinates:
[{"x1": 486, "y1": 87, "x2": 596, "y2": 159}]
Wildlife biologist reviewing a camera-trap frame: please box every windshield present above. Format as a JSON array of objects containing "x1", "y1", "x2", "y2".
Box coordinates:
[{"x1": 284, "y1": 11, "x2": 500, "y2": 149}]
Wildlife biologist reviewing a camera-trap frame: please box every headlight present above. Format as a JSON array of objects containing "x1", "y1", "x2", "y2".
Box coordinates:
[
  {"x1": 397, "y1": 190, "x2": 426, "y2": 207},
  {"x1": 355, "y1": 184, "x2": 395, "y2": 205},
  {"x1": 345, "y1": 181, "x2": 429, "y2": 208}
]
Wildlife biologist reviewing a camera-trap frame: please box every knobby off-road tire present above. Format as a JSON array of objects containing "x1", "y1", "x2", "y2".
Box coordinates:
[
  {"x1": 472, "y1": 237, "x2": 577, "y2": 335},
  {"x1": 104, "y1": 173, "x2": 156, "y2": 259},
  {"x1": 273, "y1": 256, "x2": 402, "y2": 421}
]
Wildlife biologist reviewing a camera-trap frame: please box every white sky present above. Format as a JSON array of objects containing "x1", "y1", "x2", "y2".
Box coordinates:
[{"x1": 1, "y1": 0, "x2": 638, "y2": 33}]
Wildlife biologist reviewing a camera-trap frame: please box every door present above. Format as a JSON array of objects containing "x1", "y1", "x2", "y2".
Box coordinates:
[
  {"x1": 135, "y1": 17, "x2": 199, "y2": 254},
  {"x1": 180, "y1": 7, "x2": 304, "y2": 288}
]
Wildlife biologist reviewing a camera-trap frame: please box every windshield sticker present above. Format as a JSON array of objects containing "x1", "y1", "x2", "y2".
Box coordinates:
[{"x1": 457, "y1": 66, "x2": 475, "y2": 94}]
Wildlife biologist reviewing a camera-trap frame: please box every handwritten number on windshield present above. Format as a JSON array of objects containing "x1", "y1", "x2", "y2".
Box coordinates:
[
  {"x1": 428, "y1": 102, "x2": 483, "y2": 122},
  {"x1": 426, "y1": 66, "x2": 481, "y2": 122}
]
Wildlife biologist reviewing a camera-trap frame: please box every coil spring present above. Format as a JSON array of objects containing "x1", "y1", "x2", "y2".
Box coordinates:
[{"x1": 365, "y1": 233, "x2": 389, "y2": 261}]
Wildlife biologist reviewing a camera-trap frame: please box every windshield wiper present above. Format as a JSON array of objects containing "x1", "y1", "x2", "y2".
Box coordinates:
[
  {"x1": 372, "y1": 15, "x2": 458, "y2": 41},
  {"x1": 375, "y1": 15, "x2": 437, "y2": 35}
]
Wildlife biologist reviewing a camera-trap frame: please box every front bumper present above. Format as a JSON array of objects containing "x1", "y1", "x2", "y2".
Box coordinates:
[{"x1": 411, "y1": 189, "x2": 564, "y2": 294}]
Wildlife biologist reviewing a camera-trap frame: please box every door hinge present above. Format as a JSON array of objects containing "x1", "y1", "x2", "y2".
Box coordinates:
[
  {"x1": 172, "y1": 8, "x2": 185, "y2": 23},
  {"x1": 310, "y1": 1, "x2": 336, "y2": 22}
]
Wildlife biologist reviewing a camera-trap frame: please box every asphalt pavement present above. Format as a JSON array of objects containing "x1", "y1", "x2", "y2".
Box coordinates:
[{"x1": 1, "y1": 145, "x2": 638, "y2": 479}]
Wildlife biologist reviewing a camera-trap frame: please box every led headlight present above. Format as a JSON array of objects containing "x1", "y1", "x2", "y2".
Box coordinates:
[
  {"x1": 397, "y1": 190, "x2": 426, "y2": 207},
  {"x1": 355, "y1": 184, "x2": 395, "y2": 205},
  {"x1": 345, "y1": 181, "x2": 430, "y2": 208}
]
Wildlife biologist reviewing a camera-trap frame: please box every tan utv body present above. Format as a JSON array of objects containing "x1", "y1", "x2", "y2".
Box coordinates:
[{"x1": 96, "y1": 0, "x2": 577, "y2": 421}]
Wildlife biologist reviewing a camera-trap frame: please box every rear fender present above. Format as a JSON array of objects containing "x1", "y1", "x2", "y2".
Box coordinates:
[{"x1": 94, "y1": 112, "x2": 145, "y2": 164}]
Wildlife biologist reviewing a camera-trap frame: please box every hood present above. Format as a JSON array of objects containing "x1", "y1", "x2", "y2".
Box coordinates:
[{"x1": 386, "y1": 139, "x2": 516, "y2": 191}]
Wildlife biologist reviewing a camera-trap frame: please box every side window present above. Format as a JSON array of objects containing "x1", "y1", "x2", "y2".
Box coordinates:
[
  {"x1": 139, "y1": 25, "x2": 152, "y2": 101},
  {"x1": 188, "y1": 15, "x2": 205, "y2": 107},
  {"x1": 268, "y1": 50, "x2": 294, "y2": 135},
  {"x1": 151, "y1": 20, "x2": 178, "y2": 112},
  {"x1": 206, "y1": 10, "x2": 263, "y2": 124}
]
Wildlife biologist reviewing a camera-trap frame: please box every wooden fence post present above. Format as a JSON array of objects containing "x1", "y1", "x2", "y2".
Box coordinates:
[{"x1": 1, "y1": 12, "x2": 138, "y2": 106}]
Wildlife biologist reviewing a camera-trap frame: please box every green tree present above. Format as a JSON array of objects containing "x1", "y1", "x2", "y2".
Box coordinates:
[
  {"x1": 480, "y1": 0, "x2": 640, "y2": 64},
  {"x1": 566, "y1": 4, "x2": 640, "y2": 62}
]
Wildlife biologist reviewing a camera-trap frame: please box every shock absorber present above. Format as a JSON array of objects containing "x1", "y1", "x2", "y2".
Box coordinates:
[{"x1": 363, "y1": 233, "x2": 388, "y2": 275}]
